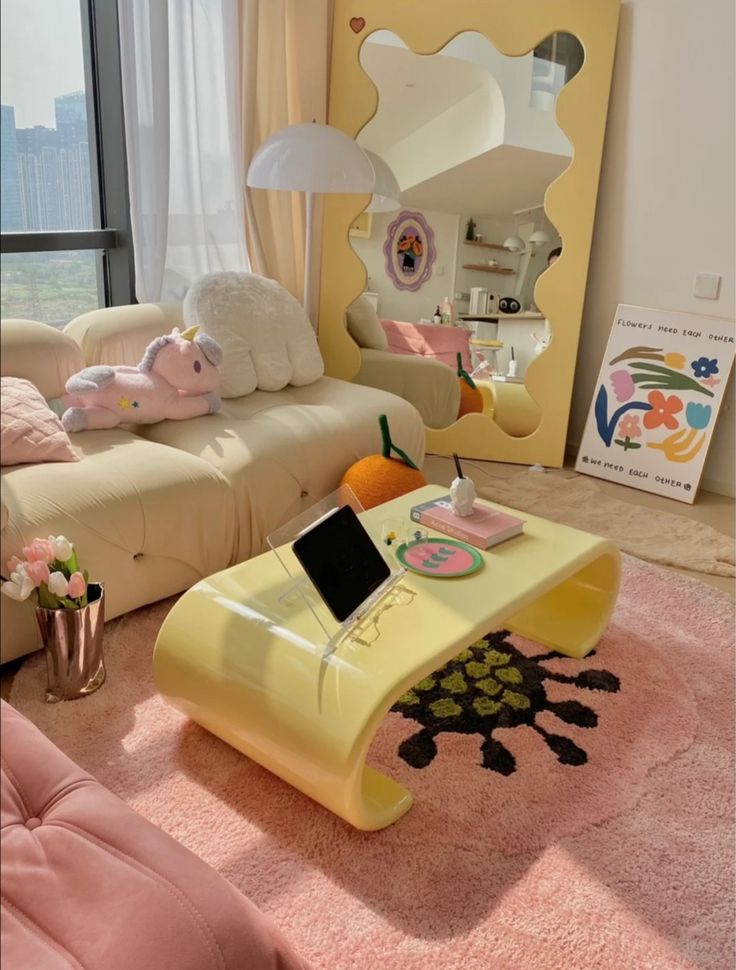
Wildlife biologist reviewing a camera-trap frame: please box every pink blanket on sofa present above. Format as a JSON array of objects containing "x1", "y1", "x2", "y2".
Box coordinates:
[{"x1": 380, "y1": 320, "x2": 471, "y2": 371}]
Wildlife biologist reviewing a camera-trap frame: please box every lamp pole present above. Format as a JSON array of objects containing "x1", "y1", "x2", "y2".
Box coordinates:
[{"x1": 303, "y1": 190, "x2": 315, "y2": 319}]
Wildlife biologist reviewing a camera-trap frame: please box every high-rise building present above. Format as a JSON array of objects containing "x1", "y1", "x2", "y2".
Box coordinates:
[
  {"x1": 54, "y1": 91, "x2": 87, "y2": 129},
  {"x1": 17, "y1": 126, "x2": 62, "y2": 230},
  {"x1": 54, "y1": 92, "x2": 93, "y2": 229},
  {"x1": 2, "y1": 92, "x2": 94, "y2": 232},
  {"x1": 1, "y1": 105, "x2": 23, "y2": 231}
]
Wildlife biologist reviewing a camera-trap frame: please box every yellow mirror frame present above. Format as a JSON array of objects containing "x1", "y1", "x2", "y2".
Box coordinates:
[{"x1": 318, "y1": 0, "x2": 620, "y2": 467}]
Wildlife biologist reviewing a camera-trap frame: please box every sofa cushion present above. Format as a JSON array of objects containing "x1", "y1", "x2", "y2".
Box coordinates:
[
  {"x1": 0, "y1": 701, "x2": 309, "y2": 970},
  {"x1": 0, "y1": 429, "x2": 236, "y2": 663},
  {"x1": 183, "y1": 272, "x2": 324, "y2": 396},
  {"x1": 0, "y1": 319, "x2": 85, "y2": 400},
  {"x1": 136, "y1": 377, "x2": 425, "y2": 561},
  {"x1": 1, "y1": 377, "x2": 78, "y2": 466},
  {"x1": 346, "y1": 295, "x2": 388, "y2": 351}
]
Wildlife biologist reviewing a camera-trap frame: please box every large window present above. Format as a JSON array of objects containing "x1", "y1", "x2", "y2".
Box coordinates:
[{"x1": 1, "y1": 0, "x2": 133, "y2": 324}]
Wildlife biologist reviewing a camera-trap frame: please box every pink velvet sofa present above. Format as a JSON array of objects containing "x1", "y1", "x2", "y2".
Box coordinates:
[
  {"x1": 380, "y1": 319, "x2": 472, "y2": 371},
  {"x1": 0, "y1": 701, "x2": 309, "y2": 970}
]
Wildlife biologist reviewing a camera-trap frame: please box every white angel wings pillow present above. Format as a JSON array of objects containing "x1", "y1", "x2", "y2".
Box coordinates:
[{"x1": 183, "y1": 272, "x2": 324, "y2": 397}]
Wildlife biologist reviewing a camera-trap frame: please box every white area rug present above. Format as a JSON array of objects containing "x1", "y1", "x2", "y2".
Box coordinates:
[{"x1": 478, "y1": 471, "x2": 734, "y2": 577}]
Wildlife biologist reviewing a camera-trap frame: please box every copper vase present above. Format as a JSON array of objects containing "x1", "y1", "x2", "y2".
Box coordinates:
[{"x1": 35, "y1": 583, "x2": 106, "y2": 703}]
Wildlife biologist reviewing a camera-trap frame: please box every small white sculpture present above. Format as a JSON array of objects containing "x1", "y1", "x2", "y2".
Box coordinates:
[
  {"x1": 450, "y1": 454, "x2": 476, "y2": 517},
  {"x1": 531, "y1": 331, "x2": 551, "y2": 356}
]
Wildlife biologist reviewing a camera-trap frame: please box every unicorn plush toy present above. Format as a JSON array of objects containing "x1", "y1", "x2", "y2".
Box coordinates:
[{"x1": 62, "y1": 326, "x2": 223, "y2": 432}]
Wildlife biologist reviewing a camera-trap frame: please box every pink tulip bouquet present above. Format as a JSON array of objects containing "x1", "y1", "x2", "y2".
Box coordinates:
[{"x1": 1, "y1": 536, "x2": 90, "y2": 609}]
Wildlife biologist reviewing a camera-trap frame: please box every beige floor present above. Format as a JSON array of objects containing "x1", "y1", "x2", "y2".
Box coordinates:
[
  {"x1": 423, "y1": 454, "x2": 735, "y2": 596},
  {"x1": 2, "y1": 459, "x2": 733, "y2": 701}
]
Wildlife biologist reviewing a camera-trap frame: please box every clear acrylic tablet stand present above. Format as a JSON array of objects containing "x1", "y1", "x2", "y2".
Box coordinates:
[{"x1": 267, "y1": 485, "x2": 407, "y2": 650}]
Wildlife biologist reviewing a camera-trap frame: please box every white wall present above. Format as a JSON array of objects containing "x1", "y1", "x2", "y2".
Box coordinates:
[
  {"x1": 441, "y1": 32, "x2": 572, "y2": 157},
  {"x1": 454, "y1": 216, "x2": 558, "y2": 376},
  {"x1": 382, "y1": 82, "x2": 505, "y2": 193},
  {"x1": 350, "y1": 207, "x2": 460, "y2": 321},
  {"x1": 454, "y1": 214, "x2": 517, "y2": 314},
  {"x1": 572, "y1": 0, "x2": 735, "y2": 496}
]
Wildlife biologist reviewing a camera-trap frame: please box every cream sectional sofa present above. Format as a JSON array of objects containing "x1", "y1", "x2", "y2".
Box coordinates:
[{"x1": 0, "y1": 304, "x2": 425, "y2": 664}]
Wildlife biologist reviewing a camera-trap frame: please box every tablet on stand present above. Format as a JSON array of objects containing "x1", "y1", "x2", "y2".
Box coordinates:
[{"x1": 267, "y1": 485, "x2": 406, "y2": 649}]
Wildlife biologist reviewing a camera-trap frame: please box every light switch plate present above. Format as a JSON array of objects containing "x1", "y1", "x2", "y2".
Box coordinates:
[{"x1": 694, "y1": 273, "x2": 721, "y2": 299}]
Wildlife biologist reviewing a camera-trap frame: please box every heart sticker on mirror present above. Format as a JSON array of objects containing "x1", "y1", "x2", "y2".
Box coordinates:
[{"x1": 349, "y1": 16, "x2": 366, "y2": 33}]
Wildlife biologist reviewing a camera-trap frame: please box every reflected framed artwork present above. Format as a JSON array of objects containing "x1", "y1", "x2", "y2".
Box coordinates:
[
  {"x1": 383, "y1": 210, "x2": 436, "y2": 291},
  {"x1": 575, "y1": 304, "x2": 735, "y2": 503}
]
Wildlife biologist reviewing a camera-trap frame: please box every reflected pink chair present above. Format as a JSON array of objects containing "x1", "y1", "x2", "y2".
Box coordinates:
[{"x1": 380, "y1": 319, "x2": 472, "y2": 371}]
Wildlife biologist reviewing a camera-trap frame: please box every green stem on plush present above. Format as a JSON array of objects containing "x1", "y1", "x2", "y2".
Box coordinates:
[
  {"x1": 456, "y1": 352, "x2": 477, "y2": 389},
  {"x1": 378, "y1": 413, "x2": 419, "y2": 470}
]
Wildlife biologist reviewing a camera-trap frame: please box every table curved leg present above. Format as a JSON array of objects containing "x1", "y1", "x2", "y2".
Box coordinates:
[
  {"x1": 152, "y1": 591, "x2": 416, "y2": 831},
  {"x1": 504, "y1": 549, "x2": 621, "y2": 659},
  {"x1": 346, "y1": 761, "x2": 413, "y2": 831}
]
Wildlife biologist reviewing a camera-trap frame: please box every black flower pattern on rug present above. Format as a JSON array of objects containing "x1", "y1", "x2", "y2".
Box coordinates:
[{"x1": 391, "y1": 631, "x2": 620, "y2": 774}]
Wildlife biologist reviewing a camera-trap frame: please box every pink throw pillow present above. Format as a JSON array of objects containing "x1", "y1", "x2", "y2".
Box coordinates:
[{"x1": 1, "y1": 377, "x2": 79, "y2": 466}]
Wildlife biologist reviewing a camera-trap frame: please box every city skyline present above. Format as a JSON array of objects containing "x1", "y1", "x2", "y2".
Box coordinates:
[
  {"x1": 1, "y1": 0, "x2": 100, "y2": 325},
  {"x1": 1, "y1": 91, "x2": 94, "y2": 233}
]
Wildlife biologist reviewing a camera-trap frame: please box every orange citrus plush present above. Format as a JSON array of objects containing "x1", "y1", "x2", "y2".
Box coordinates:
[
  {"x1": 456, "y1": 352, "x2": 483, "y2": 417},
  {"x1": 340, "y1": 414, "x2": 427, "y2": 510}
]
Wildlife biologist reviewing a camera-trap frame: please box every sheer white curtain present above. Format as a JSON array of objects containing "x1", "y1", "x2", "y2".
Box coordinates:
[{"x1": 118, "y1": 0, "x2": 249, "y2": 303}]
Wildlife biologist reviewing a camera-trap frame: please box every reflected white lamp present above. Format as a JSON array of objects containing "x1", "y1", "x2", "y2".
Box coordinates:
[
  {"x1": 363, "y1": 149, "x2": 401, "y2": 213},
  {"x1": 529, "y1": 228, "x2": 551, "y2": 246},
  {"x1": 503, "y1": 234, "x2": 526, "y2": 253},
  {"x1": 246, "y1": 122, "x2": 375, "y2": 316}
]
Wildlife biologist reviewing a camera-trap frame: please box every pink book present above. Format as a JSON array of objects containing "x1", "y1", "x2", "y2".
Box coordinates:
[{"x1": 410, "y1": 495, "x2": 524, "y2": 549}]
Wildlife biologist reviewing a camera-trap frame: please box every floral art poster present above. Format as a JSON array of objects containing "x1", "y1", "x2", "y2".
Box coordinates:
[
  {"x1": 575, "y1": 304, "x2": 735, "y2": 503},
  {"x1": 383, "y1": 210, "x2": 436, "y2": 291}
]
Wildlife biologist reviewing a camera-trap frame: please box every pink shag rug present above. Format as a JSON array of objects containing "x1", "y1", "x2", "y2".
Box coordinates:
[{"x1": 9, "y1": 556, "x2": 735, "y2": 970}]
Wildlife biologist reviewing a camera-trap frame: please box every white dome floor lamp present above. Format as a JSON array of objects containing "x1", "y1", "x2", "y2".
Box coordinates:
[
  {"x1": 246, "y1": 123, "x2": 376, "y2": 318},
  {"x1": 363, "y1": 149, "x2": 401, "y2": 213}
]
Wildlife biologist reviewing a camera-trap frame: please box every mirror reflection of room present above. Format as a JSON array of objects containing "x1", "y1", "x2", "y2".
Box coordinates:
[{"x1": 346, "y1": 29, "x2": 583, "y2": 432}]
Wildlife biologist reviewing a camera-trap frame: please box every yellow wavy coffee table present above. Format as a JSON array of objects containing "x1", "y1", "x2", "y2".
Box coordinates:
[{"x1": 153, "y1": 486, "x2": 620, "y2": 831}]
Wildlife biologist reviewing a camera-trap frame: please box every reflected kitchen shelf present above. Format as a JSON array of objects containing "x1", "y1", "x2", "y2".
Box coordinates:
[
  {"x1": 464, "y1": 240, "x2": 507, "y2": 251},
  {"x1": 462, "y1": 263, "x2": 516, "y2": 275},
  {"x1": 490, "y1": 375, "x2": 525, "y2": 384},
  {"x1": 460, "y1": 312, "x2": 545, "y2": 321}
]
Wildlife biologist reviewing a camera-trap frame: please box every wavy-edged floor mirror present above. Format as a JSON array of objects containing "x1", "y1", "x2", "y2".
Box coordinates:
[{"x1": 318, "y1": 0, "x2": 620, "y2": 466}]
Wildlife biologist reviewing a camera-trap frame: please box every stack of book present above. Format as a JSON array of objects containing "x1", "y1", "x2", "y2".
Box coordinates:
[{"x1": 410, "y1": 495, "x2": 524, "y2": 550}]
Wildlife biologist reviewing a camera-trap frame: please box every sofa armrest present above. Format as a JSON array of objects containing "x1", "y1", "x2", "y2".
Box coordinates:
[
  {"x1": 1, "y1": 701, "x2": 310, "y2": 970},
  {"x1": 355, "y1": 349, "x2": 460, "y2": 428},
  {"x1": 65, "y1": 303, "x2": 185, "y2": 366}
]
